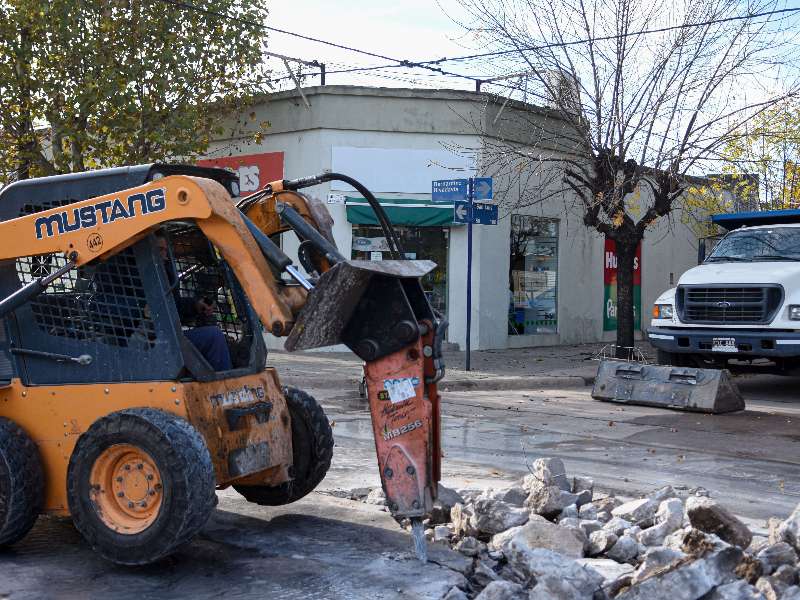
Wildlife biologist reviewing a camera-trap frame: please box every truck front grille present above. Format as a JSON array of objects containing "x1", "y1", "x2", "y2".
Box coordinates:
[{"x1": 676, "y1": 285, "x2": 783, "y2": 325}]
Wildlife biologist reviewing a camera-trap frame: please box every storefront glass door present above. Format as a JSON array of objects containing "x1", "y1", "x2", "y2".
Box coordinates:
[{"x1": 351, "y1": 225, "x2": 449, "y2": 317}]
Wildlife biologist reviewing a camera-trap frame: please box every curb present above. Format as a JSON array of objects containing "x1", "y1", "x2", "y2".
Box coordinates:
[{"x1": 439, "y1": 374, "x2": 595, "y2": 392}]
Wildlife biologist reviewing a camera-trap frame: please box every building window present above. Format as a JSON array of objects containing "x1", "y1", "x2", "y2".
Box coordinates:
[
  {"x1": 351, "y1": 225, "x2": 449, "y2": 317},
  {"x1": 509, "y1": 216, "x2": 558, "y2": 335}
]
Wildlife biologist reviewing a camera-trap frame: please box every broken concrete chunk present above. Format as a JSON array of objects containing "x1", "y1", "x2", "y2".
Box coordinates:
[
  {"x1": 596, "y1": 511, "x2": 612, "y2": 523},
  {"x1": 637, "y1": 501, "x2": 685, "y2": 548},
  {"x1": 649, "y1": 485, "x2": 677, "y2": 503},
  {"x1": 558, "y1": 504, "x2": 579, "y2": 520},
  {"x1": 558, "y1": 517, "x2": 582, "y2": 530},
  {"x1": 470, "y1": 496, "x2": 529, "y2": 536},
  {"x1": 578, "y1": 503, "x2": 598, "y2": 521},
  {"x1": 433, "y1": 525, "x2": 451, "y2": 543},
  {"x1": 575, "y1": 489, "x2": 593, "y2": 508},
  {"x1": 757, "y1": 542, "x2": 798, "y2": 575},
  {"x1": 473, "y1": 581, "x2": 526, "y2": 600},
  {"x1": 612, "y1": 498, "x2": 658, "y2": 527},
  {"x1": 365, "y1": 487, "x2": 386, "y2": 505},
  {"x1": 587, "y1": 529, "x2": 618, "y2": 556},
  {"x1": 430, "y1": 483, "x2": 466, "y2": 524},
  {"x1": 606, "y1": 535, "x2": 641, "y2": 564},
  {"x1": 604, "y1": 517, "x2": 633, "y2": 537},
  {"x1": 525, "y1": 486, "x2": 580, "y2": 519},
  {"x1": 686, "y1": 496, "x2": 753, "y2": 549},
  {"x1": 473, "y1": 560, "x2": 500, "y2": 588},
  {"x1": 772, "y1": 564, "x2": 798, "y2": 586},
  {"x1": 451, "y1": 503, "x2": 477, "y2": 537},
  {"x1": 748, "y1": 536, "x2": 770, "y2": 554},
  {"x1": 576, "y1": 557, "x2": 635, "y2": 583},
  {"x1": 783, "y1": 586, "x2": 800, "y2": 600},
  {"x1": 756, "y1": 575, "x2": 788, "y2": 600},
  {"x1": 504, "y1": 518, "x2": 586, "y2": 558},
  {"x1": 493, "y1": 485, "x2": 527, "y2": 508},
  {"x1": 506, "y1": 544, "x2": 603, "y2": 599},
  {"x1": 592, "y1": 496, "x2": 623, "y2": 514},
  {"x1": 455, "y1": 536, "x2": 486, "y2": 557},
  {"x1": 632, "y1": 546, "x2": 687, "y2": 585},
  {"x1": 705, "y1": 580, "x2": 767, "y2": 600},
  {"x1": 489, "y1": 525, "x2": 526, "y2": 553},
  {"x1": 533, "y1": 457, "x2": 571, "y2": 492},
  {"x1": 616, "y1": 547, "x2": 744, "y2": 600},
  {"x1": 778, "y1": 504, "x2": 800, "y2": 552},
  {"x1": 572, "y1": 476, "x2": 594, "y2": 495},
  {"x1": 442, "y1": 586, "x2": 469, "y2": 600},
  {"x1": 579, "y1": 519, "x2": 604, "y2": 537}
]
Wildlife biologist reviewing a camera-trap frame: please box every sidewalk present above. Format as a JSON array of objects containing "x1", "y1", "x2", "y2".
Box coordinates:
[{"x1": 268, "y1": 342, "x2": 648, "y2": 392}]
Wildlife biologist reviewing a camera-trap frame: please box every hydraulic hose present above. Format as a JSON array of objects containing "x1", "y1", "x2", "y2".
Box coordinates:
[{"x1": 275, "y1": 173, "x2": 405, "y2": 260}]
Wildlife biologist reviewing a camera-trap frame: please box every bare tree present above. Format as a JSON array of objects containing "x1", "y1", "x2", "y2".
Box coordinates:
[{"x1": 454, "y1": 0, "x2": 798, "y2": 355}]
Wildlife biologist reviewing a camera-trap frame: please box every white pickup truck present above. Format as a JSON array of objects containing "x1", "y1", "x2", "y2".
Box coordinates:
[{"x1": 648, "y1": 211, "x2": 800, "y2": 369}]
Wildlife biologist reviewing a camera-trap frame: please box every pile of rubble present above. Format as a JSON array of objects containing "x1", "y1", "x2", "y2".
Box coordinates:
[{"x1": 354, "y1": 458, "x2": 800, "y2": 600}]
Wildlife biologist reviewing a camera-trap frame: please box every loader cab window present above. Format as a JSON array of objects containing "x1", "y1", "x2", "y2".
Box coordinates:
[
  {"x1": 157, "y1": 226, "x2": 257, "y2": 371},
  {"x1": 15, "y1": 199, "x2": 157, "y2": 348}
]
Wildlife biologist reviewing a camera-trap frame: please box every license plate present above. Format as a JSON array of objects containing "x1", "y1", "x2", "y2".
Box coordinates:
[{"x1": 712, "y1": 337, "x2": 737, "y2": 353}]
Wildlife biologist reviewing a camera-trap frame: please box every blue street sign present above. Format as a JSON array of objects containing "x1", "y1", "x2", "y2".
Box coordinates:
[
  {"x1": 432, "y1": 178, "x2": 468, "y2": 202},
  {"x1": 473, "y1": 202, "x2": 498, "y2": 225},
  {"x1": 453, "y1": 200, "x2": 469, "y2": 223},
  {"x1": 473, "y1": 177, "x2": 493, "y2": 200},
  {"x1": 453, "y1": 200, "x2": 498, "y2": 225}
]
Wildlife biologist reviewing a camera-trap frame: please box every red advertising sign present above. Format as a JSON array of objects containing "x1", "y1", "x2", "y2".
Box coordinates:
[
  {"x1": 196, "y1": 151, "x2": 284, "y2": 197},
  {"x1": 603, "y1": 238, "x2": 642, "y2": 331}
]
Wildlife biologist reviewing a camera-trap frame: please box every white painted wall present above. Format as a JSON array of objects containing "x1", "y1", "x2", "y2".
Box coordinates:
[{"x1": 204, "y1": 86, "x2": 701, "y2": 351}]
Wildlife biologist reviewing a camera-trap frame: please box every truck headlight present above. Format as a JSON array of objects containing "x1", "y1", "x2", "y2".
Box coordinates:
[
  {"x1": 653, "y1": 304, "x2": 674, "y2": 319},
  {"x1": 790, "y1": 305, "x2": 800, "y2": 320}
]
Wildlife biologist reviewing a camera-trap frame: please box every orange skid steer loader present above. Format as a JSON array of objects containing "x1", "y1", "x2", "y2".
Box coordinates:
[{"x1": 0, "y1": 164, "x2": 445, "y2": 565}]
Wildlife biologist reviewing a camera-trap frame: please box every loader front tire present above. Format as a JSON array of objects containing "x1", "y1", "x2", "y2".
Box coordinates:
[
  {"x1": 234, "y1": 386, "x2": 333, "y2": 506},
  {"x1": 0, "y1": 418, "x2": 43, "y2": 547},
  {"x1": 67, "y1": 408, "x2": 215, "y2": 565}
]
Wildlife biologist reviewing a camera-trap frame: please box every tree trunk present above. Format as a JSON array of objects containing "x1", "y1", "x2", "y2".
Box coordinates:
[{"x1": 615, "y1": 238, "x2": 638, "y2": 359}]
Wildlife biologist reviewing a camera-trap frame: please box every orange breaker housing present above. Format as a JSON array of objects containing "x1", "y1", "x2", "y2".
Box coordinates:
[{"x1": 285, "y1": 259, "x2": 446, "y2": 518}]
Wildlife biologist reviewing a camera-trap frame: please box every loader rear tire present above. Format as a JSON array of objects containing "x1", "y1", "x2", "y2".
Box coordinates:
[
  {"x1": 67, "y1": 408, "x2": 215, "y2": 565},
  {"x1": 234, "y1": 386, "x2": 333, "y2": 506},
  {"x1": 0, "y1": 418, "x2": 43, "y2": 547}
]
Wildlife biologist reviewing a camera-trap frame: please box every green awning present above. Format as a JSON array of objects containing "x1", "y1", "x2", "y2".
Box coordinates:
[{"x1": 345, "y1": 197, "x2": 458, "y2": 227}]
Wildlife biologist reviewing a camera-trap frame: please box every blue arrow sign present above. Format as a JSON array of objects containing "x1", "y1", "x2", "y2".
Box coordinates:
[
  {"x1": 453, "y1": 201, "x2": 498, "y2": 225},
  {"x1": 473, "y1": 177, "x2": 493, "y2": 200},
  {"x1": 432, "y1": 179, "x2": 468, "y2": 202}
]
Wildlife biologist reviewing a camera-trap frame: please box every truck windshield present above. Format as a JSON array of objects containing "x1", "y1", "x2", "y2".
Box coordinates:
[{"x1": 706, "y1": 227, "x2": 800, "y2": 262}]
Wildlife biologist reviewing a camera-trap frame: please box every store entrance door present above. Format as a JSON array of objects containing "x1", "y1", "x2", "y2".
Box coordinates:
[{"x1": 351, "y1": 225, "x2": 449, "y2": 318}]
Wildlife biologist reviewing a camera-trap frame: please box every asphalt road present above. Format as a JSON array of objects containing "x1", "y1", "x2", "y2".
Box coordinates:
[{"x1": 2, "y1": 357, "x2": 798, "y2": 599}]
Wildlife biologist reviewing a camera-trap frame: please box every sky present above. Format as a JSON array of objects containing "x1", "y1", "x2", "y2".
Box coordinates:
[{"x1": 264, "y1": 0, "x2": 489, "y2": 92}]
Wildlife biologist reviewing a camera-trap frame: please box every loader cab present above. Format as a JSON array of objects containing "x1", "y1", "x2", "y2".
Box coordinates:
[{"x1": 0, "y1": 164, "x2": 265, "y2": 386}]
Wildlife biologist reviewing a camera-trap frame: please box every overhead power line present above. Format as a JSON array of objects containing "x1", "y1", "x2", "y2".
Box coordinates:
[{"x1": 154, "y1": 0, "x2": 800, "y2": 93}]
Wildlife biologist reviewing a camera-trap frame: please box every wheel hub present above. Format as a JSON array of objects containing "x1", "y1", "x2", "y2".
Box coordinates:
[{"x1": 89, "y1": 444, "x2": 163, "y2": 534}]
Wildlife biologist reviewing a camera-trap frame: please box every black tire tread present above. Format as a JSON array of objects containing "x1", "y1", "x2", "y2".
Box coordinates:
[
  {"x1": 235, "y1": 386, "x2": 333, "y2": 506},
  {"x1": 0, "y1": 418, "x2": 43, "y2": 547},
  {"x1": 67, "y1": 408, "x2": 215, "y2": 565}
]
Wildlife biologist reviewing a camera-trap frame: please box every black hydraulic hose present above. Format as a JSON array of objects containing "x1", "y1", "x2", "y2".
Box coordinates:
[{"x1": 276, "y1": 173, "x2": 404, "y2": 260}]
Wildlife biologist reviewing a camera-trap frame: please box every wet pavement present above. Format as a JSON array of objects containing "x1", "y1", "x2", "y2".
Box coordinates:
[{"x1": 0, "y1": 493, "x2": 468, "y2": 600}]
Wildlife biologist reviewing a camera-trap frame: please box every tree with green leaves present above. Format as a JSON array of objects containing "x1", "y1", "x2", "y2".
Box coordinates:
[
  {"x1": 720, "y1": 100, "x2": 800, "y2": 210},
  {"x1": 0, "y1": 0, "x2": 271, "y2": 183}
]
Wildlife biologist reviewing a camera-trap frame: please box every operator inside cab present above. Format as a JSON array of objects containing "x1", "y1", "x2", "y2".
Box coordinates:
[{"x1": 154, "y1": 230, "x2": 232, "y2": 371}]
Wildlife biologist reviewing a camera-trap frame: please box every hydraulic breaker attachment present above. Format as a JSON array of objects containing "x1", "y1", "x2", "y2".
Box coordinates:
[
  {"x1": 285, "y1": 258, "x2": 446, "y2": 557},
  {"x1": 592, "y1": 360, "x2": 745, "y2": 414}
]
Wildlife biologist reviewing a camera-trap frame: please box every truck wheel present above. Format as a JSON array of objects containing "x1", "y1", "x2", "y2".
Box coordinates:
[
  {"x1": 67, "y1": 408, "x2": 215, "y2": 565},
  {"x1": 234, "y1": 386, "x2": 333, "y2": 506},
  {"x1": 0, "y1": 418, "x2": 43, "y2": 547}
]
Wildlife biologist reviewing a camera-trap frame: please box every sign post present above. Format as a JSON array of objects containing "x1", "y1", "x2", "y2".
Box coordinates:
[{"x1": 432, "y1": 176, "x2": 495, "y2": 371}]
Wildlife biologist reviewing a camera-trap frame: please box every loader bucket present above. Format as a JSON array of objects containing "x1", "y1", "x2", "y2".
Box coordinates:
[
  {"x1": 285, "y1": 259, "x2": 436, "y2": 359},
  {"x1": 591, "y1": 360, "x2": 745, "y2": 414}
]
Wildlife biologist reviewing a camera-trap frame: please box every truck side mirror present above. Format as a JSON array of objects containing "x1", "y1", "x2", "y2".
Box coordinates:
[{"x1": 698, "y1": 239, "x2": 706, "y2": 264}]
